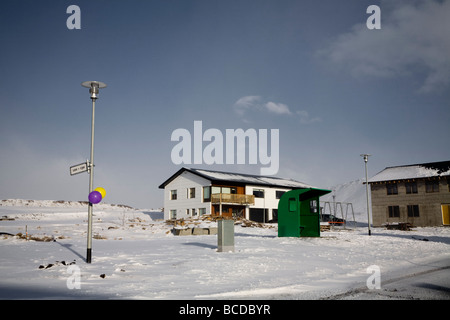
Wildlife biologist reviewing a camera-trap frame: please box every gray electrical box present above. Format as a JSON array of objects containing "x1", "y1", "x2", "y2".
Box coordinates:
[{"x1": 217, "y1": 219, "x2": 234, "y2": 252}]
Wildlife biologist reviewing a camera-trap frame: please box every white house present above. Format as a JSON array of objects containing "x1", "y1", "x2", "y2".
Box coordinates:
[{"x1": 158, "y1": 167, "x2": 314, "y2": 222}]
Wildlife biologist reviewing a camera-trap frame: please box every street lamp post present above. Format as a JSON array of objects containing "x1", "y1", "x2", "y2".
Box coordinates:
[
  {"x1": 81, "y1": 81, "x2": 107, "y2": 263},
  {"x1": 360, "y1": 154, "x2": 371, "y2": 236}
]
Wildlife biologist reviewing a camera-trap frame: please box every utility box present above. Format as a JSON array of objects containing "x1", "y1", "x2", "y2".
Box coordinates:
[
  {"x1": 278, "y1": 188, "x2": 331, "y2": 237},
  {"x1": 217, "y1": 219, "x2": 234, "y2": 252}
]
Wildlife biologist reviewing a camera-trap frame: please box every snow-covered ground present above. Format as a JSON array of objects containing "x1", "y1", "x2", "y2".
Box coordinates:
[{"x1": 0, "y1": 199, "x2": 449, "y2": 300}]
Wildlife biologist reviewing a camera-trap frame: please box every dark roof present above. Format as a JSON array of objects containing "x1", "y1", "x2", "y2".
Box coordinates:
[
  {"x1": 158, "y1": 167, "x2": 314, "y2": 189},
  {"x1": 368, "y1": 160, "x2": 450, "y2": 183}
]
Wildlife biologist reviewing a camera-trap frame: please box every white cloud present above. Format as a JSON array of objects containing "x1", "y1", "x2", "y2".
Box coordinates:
[
  {"x1": 233, "y1": 95, "x2": 261, "y2": 116},
  {"x1": 296, "y1": 110, "x2": 322, "y2": 124},
  {"x1": 233, "y1": 96, "x2": 320, "y2": 124},
  {"x1": 319, "y1": 0, "x2": 450, "y2": 93},
  {"x1": 264, "y1": 101, "x2": 292, "y2": 115}
]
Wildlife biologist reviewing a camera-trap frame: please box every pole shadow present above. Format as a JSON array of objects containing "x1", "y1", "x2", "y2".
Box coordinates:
[{"x1": 54, "y1": 241, "x2": 85, "y2": 261}]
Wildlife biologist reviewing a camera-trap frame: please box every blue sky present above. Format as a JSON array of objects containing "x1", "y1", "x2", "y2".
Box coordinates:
[{"x1": 1, "y1": 0, "x2": 449, "y2": 208}]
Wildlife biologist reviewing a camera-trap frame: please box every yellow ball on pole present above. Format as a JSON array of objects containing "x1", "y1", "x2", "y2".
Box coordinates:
[{"x1": 94, "y1": 187, "x2": 106, "y2": 199}]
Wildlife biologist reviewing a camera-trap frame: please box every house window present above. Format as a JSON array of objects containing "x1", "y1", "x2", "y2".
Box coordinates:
[
  {"x1": 170, "y1": 190, "x2": 177, "y2": 200},
  {"x1": 188, "y1": 187, "x2": 195, "y2": 199},
  {"x1": 407, "y1": 205, "x2": 420, "y2": 217},
  {"x1": 388, "y1": 206, "x2": 400, "y2": 218},
  {"x1": 425, "y1": 180, "x2": 439, "y2": 193},
  {"x1": 405, "y1": 182, "x2": 418, "y2": 194},
  {"x1": 199, "y1": 208, "x2": 206, "y2": 215},
  {"x1": 210, "y1": 186, "x2": 237, "y2": 195},
  {"x1": 203, "y1": 186, "x2": 211, "y2": 202},
  {"x1": 276, "y1": 190, "x2": 285, "y2": 199},
  {"x1": 253, "y1": 189, "x2": 265, "y2": 198},
  {"x1": 272, "y1": 209, "x2": 278, "y2": 221},
  {"x1": 170, "y1": 210, "x2": 177, "y2": 219},
  {"x1": 310, "y1": 200, "x2": 318, "y2": 213},
  {"x1": 223, "y1": 187, "x2": 234, "y2": 195},
  {"x1": 186, "y1": 209, "x2": 190, "y2": 216},
  {"x1": 386, "y1": 183, "x2": 398, "y2": 195},
  {"x1": 192, "y1": 208, "x2": 197, "y2": 216}
]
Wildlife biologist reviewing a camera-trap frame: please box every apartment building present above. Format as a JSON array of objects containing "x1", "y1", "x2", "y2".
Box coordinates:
[{"x1": 368, "y1": 161, "x2": 450, "y2": 227}]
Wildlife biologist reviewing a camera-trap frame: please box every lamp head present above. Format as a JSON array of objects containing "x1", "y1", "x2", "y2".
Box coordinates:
[
  {"x1": 81, "y1": 81, "x2": 107, "y2": 100},
  {"x1": 360, "y1": 154, "x2": 371, "y2": 162}
]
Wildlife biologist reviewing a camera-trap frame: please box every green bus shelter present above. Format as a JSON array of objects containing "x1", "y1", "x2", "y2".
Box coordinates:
[{"x1": 278, "y1": 188, "x2": 331, "y2": 237}]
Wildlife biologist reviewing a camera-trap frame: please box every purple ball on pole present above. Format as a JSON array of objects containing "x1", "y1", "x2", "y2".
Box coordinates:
[{"x1": 88, "y1": 191, "x2": 102, "y2": 204}]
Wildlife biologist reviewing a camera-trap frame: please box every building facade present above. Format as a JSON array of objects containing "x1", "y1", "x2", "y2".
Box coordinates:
[
  {"x1": 159, "y1": 167, "x2": 314, "y2": 222},
  {"x1": 368, "y1": 161, "x2": 450, "y2": 227}
]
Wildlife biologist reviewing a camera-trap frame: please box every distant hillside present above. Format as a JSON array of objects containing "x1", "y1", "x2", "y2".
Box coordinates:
[
  {"x1": 321, "y1": 179, "x2": 370, "y2": 222},
  {"x1": 0, "y1": 199, "x2": 135, "y2": 210}
]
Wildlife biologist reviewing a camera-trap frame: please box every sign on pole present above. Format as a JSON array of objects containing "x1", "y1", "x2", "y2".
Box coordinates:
[{"x1": 70, "y1": 162, "x2": 88, "y2": 176}]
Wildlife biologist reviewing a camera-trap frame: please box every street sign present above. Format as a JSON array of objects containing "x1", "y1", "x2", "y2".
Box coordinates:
[{"x1": 70, "y1": 162, "x2": 88, "y2": 175}]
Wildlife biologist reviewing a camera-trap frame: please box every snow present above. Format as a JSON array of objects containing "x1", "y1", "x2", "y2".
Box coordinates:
[
  {"x1": 369, "y1": 163, "x2": 450, "y2": 183},
  {"x1": 1, "y1": 199, "x2": 449, "y2": 300},
  {"x1": 191, "y1": 168, "x2": 314, "y2": 189}
]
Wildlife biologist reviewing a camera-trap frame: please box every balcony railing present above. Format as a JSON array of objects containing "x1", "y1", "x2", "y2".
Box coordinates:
[{"x1": 211, "y1": 193, "x2": 255, "y2": 205}]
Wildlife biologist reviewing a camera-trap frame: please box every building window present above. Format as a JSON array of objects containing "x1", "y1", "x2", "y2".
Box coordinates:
[
  {"x1": 221, "y1": 187, "x2": 230, "y2": 194},
  {"x1": 203, "y1": 186, "x2": 211, "y2": 202},
  {"x1": 272, "y1": 209, "x2": 278, "y2": 221},
  {"x1": 170, "y1": 190, "x2": 177, "y2": 200},
  {"x1": 170, "y1": 210, "x2": 177, "y2": 219},
  {"x1": 199, "y1": 208, "x2": 206, "y2": 215},
  {"x1": 405, "y1": 182, "x2": 418, "y2": 194},
  {"x1": 388, "y1": 206, "x2": 400, "y2": 218},
  {"x1": 425, "y1": 180, "x2": 439, "y2": 193},
  {"x1": 210, "y1": 186, "x2": 237, "y2": 195},
  {"x1": 276, "y1": 190, "x2": 285, "y2": 199},
  {"x1": 407, "y1": 205, "x2": 420, "y2": 217},
  {"x1": 386, "y1": 183, "x2": 398, "y2": 195},
  {"x1": 310, "y1": 200, "x2": 318, "y2": 213},
  {"x1": 188, "y1": 187, "x2": 195, "y2": 199},
  {"x1": 253, "y1": 189, "x2": 265, "y2": 198},
  {"x1": 186, "y1": 209, "x2": 190, "y2": 216}
]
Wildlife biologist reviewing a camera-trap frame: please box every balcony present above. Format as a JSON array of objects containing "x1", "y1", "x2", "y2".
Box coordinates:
[{"x1": 211, "y1": 193, "x2": 255, "y2": 205}]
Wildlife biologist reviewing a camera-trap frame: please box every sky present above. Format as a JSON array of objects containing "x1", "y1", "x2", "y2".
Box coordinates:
[{"x1": 0, "y1": 0, "x2": 449, "y2": 209}]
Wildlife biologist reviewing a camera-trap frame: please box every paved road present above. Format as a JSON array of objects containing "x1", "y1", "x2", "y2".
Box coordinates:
[{"x1": 330, "y1": 261, "x2": 450, "y2": 300}]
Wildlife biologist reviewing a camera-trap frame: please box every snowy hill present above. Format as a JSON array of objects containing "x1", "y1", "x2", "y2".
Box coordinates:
[
  {"x1": 321, "y1": 179, "x2": 369, "y2": 222},
  {"x1": 0, "y1": 199, "x2": 136, "y2": 210}
]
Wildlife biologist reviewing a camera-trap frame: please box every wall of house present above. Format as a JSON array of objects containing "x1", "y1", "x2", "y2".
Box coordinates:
[
  {"x1": 371, "y1": 178, "x2": 450, "y2": 227},
  {"x1": 244, "y1": 185, "x2": 293, "y2": 222},
  {"x1": 163, "y1": 171, "x2": 211, "y2": 220}
]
